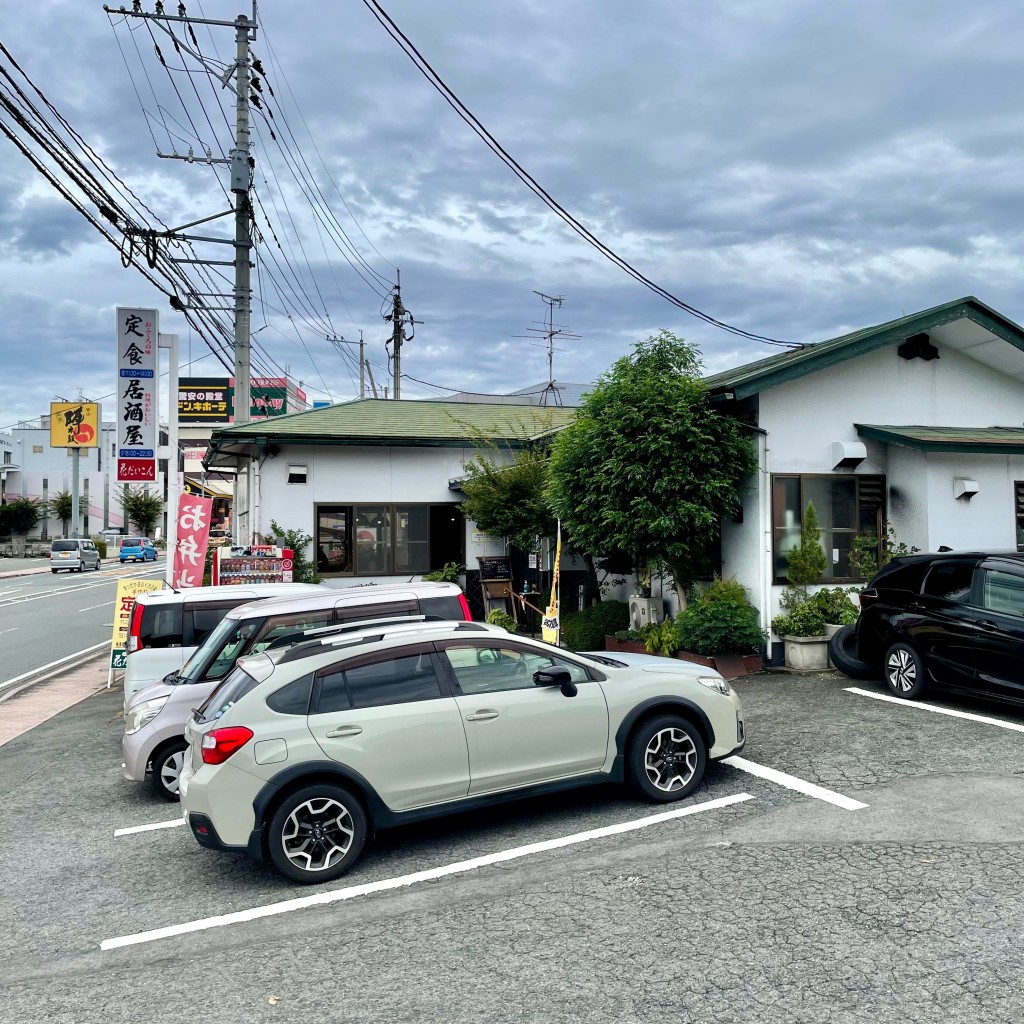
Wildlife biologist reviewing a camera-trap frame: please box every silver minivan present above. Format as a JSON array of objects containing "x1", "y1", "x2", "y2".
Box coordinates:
[
  {"x1": 123, "y1": 581, "x2": 470, "y2": 799},
  {"x1": 50, "y1": 538, "x2": 102, "y2": 573}
]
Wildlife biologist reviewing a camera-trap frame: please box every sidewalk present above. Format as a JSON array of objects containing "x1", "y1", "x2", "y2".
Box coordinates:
[
  {"x1": 0, "y1": 654, "x2": 110, "y2": 748},
  {"x1": 0, "y1": 557, "x2": 51, "y2": 579}
]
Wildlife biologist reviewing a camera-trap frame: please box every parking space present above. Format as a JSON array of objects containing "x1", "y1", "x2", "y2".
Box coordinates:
[{"x1": 2, "y1": 667, "x2": 1023, "y2": 1021}]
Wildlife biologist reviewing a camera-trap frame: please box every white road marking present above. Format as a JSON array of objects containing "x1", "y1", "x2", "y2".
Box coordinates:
[
  {"x1": 78, "y1": 601, "x2": 114, "y2": 612},
  {"x1": 722, "y1": 756, "x2": 868, "y2": 811},
  {"x1": 845, "y1": 686, "x2": 1024, "y2": 734},
  {"x1": 0, "y1": 641, "x2": 110, "y2": 701},
  {"x1": 114, "y1": 818, "x2": 187, "y2": 837},
  {"x1": 100, "y1": 792, "x2": 755, "y2": 950},
  {"x1": 0, "y1": 568, "x2": 164, "y2": 610},
  {"x1": 0, "y1": 627, "x2": 18, "y2": 635}
]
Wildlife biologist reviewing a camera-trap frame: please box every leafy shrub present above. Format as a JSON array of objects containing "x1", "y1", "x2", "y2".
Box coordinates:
[
  {"x1": 268, "y1": 519, "x2": 321, "y2": 584},
  {"x1": 485, "y1": 609, "x2": 518, "y2": 632},
  {"x1": 91, "y1": 538, "x2": 108, "y2": 559},
  {"x1": 422, "y1": 562, "x2": 464, "y2": 583},
  {"x1": 812, "y1": 586, "x2": 858, "y2": 625},
  {"x1": 644, "y1": 617, "x2": 680, "y2": 657},
  {"x1": 561, "y1": 600, "x2": 630, "y2": 651},
  {"x1": 673, "y1": 578, "x2": 766, "y2": 655},
  {"x1": 771, "y1": 601, "x2": 826, "y2": 638},
  {"x1": 612, "y1": 628, "x2": 645, "y2": 642}
]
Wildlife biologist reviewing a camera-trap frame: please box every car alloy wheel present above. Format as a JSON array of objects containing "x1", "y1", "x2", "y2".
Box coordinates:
[
  {"x1": 267, "y1": 783, "x2": 368, "y2": 884},
  {"x1": 151, "y1": 740, "x2": 189, "y2": 801},
  {"x1": 883, "y1": 641, "x2": 926, "y2": 699},
  {"x1": 627, "y1": 714, "x2": 707, "y2": 803}
]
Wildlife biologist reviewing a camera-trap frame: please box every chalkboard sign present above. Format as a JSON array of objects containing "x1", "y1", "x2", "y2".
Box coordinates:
[{"x1": 477, "y1": 555, "x2": 512, "y2": 581}]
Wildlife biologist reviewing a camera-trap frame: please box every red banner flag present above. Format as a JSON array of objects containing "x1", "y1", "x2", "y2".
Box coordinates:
[{"x1": 172, "y1": 495, "x2": 213, "y2": 589}]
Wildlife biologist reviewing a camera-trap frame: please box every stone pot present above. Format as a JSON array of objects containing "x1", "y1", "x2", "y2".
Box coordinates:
[{"x1": 781, "y1": 634, "x2": 830, "y2": 672}]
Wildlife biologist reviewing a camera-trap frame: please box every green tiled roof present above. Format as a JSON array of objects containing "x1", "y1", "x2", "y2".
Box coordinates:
[
  {"x1": 855, "y1": 424, "x2": 1024, "y2": 454},
  {"x1": 702, "y1": 296, "x2": 1024, "y2": 399},
  {"x1": 209, "y1": 398, "x2": 576, "y2": 448}
]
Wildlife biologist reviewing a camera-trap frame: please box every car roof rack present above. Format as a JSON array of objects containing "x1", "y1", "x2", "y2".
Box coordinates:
[
  {"x1": 263, "y1": 615, "x2": 428, "y2": 652},
  {"x1": 276, "y1": 619, "x2": 499, "y2": 665}
]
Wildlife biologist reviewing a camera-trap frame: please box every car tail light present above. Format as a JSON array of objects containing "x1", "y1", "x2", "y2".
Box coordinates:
[
  {"x1": 458, "y1": 593, "x2": 473, "y2": 621},
  {"x1": 127, "y1": 600, "x2": 145, "y2": 653},
  {"x1": 858, "y1": 588, "x2": 878, "y2": 609},
  {"x1": 201, "y1": 726, "x2": 254, "y2": 765}
]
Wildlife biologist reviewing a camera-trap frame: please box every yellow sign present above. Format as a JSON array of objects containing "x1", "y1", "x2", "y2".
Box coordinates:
[
  {"x1": 109, "y1": 578, "x2": 164, "y2": 670},
  {"x1": 50, "y1": 402, "x2": 100, "y2": 449},
  {"x1": 542, "y1": 523, "x2": 562, "y2": 645}
]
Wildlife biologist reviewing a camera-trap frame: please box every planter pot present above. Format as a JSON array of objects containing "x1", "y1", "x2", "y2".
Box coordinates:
[
  {"x1": 781, "y1": 634, "x2": 830, "y2": 672},
  {"x1": 824, "y1": 623, "x2": 844, "y2": 639},
  {"x1": 676, "y1": 651, "x2": 763, "y2": 677}
]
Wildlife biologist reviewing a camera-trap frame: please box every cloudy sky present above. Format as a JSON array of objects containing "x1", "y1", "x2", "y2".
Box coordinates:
[{"x1": 2, "y1": 0, "x2": 1024, "y2": 429}]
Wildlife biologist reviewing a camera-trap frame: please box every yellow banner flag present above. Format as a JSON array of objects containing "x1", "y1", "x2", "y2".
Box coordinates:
[
  {"x1": 542, "y1": 522, "x2": 562, "y2": 645},
  {"x1": 110, "y1": 577, "x2": 165, "y2": 671}
]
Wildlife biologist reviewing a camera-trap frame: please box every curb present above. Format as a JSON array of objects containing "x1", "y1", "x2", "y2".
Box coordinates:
[
  {"x1": 0, "y1": 642, "x2": 110, "y2": 703},
  {"x1": 0, "y1": 566, "x2": 51, "y2": 579}
]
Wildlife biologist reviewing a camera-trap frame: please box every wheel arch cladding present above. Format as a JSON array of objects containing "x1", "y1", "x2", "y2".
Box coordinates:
[
  {"x1": 254, "y1": 761, "x2": 381, "y2": 835},
  {"x1": 615, "y1": 697, "x2": 715, "y2": 756}
]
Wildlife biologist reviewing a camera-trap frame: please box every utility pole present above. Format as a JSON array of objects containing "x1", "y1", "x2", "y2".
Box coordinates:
[
  {"x1": 330, "y1": 331, "x2": 368, "y2": 399},
  {"x1": 384, "y1": 270, "x2": 422, "y2": 400}
]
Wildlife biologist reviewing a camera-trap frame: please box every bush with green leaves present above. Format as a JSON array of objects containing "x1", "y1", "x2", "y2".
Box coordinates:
[
  {"x1": 0, "y1": 497, "x2": 46, "y2": 537},
  {"x1": 812, "y1": 586, "x2": 859, "y2": 626},
  {"x1": 561, "y1": 599, "x2": 630, "y2": 651},
  {"x1": 485, "y1": 609, "x2": 519, "y2": 632},
  {"x1": 674, "y1": 578, "x2": 766, "y2": 655},
  {"x1": 771, "y1": 601, "x2": 826, "y2": 638},
  {"x1": 849, "y1": 521, "x2": 920, "y2": 582},
  {"x1": 119, "y1": 485, "x2": 164, "y2": 537},
  {"x1": 785, "y1": 501, "x2": 827, "y2": 589},
  {"x1": 421, "y1": 562, "x2": 464, "y2": 583},
  {"x1": 643, "y1": 617, "x2": 680, "y2": 657},
  {"x1": 268, "y1": 519, "x2": 321, "y2": 584}
]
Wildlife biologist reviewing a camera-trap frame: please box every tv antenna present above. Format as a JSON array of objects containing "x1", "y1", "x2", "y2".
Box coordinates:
[{"x1": 515, "y1": 292, "x2": 580, "y2": 406}]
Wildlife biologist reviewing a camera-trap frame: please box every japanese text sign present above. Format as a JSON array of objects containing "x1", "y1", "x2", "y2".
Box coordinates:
[
  {"x1": 116, "y1": 307, "x2": 158, "y2": 482},
  {"x1": 49, "y1": 402, "x2": 99, "y2": 449},
  {"x1": 109, "y1": 578, "x2": 164, "y2": 670},
  {"x1": 172, "y1": 495, "x2": 213, "y2": 589}
]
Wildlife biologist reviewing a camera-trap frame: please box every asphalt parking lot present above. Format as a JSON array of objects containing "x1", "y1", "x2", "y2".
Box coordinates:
[{"x1": 2, "y1": 667, "x2": 1023, "y2": 1024}]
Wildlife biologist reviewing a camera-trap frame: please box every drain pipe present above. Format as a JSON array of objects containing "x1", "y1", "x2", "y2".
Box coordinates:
[{"x1": 740, "y1": 423, "x2": 773, "y2": 663}]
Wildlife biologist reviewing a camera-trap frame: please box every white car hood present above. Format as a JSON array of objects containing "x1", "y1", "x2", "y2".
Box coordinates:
[
  {"x1": 126, "y1": 680, "x2": 176, "y2": 708},
  {"x1": 582, "y1": 651, "x2": 711, "y2": 677}
]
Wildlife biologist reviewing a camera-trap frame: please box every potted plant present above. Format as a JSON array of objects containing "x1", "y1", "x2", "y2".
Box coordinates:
[
  {"x1": 674, "y1": 578, "x2": 767, "y2": 676},
  {"x1": 812, "y1": 586, "x2": 859, "y2": 638},
  {"x1": 772, "y1": 501, "x2": 830, "y2": 671}
]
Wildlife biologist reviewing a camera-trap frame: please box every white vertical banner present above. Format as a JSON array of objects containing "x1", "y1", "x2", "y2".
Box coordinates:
[{"x1": 116, "y1": 307, "x2": 158, "y2": 483}]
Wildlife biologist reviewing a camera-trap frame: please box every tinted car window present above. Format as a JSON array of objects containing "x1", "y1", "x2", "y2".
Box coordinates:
[
  {"x1": 922, "y1": 561, "x2": 975, "y2": 603},
  {"x1": 252, "y1": 612, "x2": 335, "y2": 653},
  {"x1": 873, "y1": 561, "x2": 928, "y2": 593},
  {"x1": 266, "y1": 673, "x2": 314, "y2": 715},
  {"x1": 51, "y1": 540, "x2": 80, "y2": 552},
  {"x1": 313, "y1": 653, "x2": 443, "y2": 712},
  {"x1": 336, "y1": 600, "x2": 417, "y2": 622},
  {"x1": 419, "y1": 594, "x2": 465, "y2": 620},
  {"x1": 444, "y1": 644, "x2": 590, "y2": 695},
  {"x1": 196, "y1": 666, "x2": 260, "y2": 723},
  {"x1": 186, "y1": 602, "x2": 244, "y2": 647},
  {"x1": 140, "y1": 604, "x2": 183, "y2": 648},
  {"x1": 983, "y1": 570, "x2": 1024, "y2": 617}
]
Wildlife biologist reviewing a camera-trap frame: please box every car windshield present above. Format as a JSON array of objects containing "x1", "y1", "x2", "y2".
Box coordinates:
[
  {"x1": 179, "y1": 615, "x2": 263, "y2": 683},
  {"x1": 51, "y1": 541, "x2": 79, "y2": 552}
]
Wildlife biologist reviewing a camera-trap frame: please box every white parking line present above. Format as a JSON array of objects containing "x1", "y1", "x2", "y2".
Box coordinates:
[
  {"x1": 845, "y1": 686, "x2": 1024, "y2": 734},
  {"x1": 100, "y1": 792, "x2": 755, "y2": 950},
  {"x1": 0, "y1": 627, "x2": 17, "y2": 635},
  {"x1": 78, "y1": 601, "x2": 114, "y2": 612},
  {"x1": 114, "y1": 818, "x2": 186, "y2": 837},
  {"x1": 722, "y1": 756, "x2": 868, "y2": 811}
]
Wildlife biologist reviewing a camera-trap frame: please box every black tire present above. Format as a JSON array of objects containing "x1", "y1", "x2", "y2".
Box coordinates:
[
  {"x1": 828, "y1": 625, "x2": 876, "y2": 680},
  {"x1": 883, "y1": 641, "x2": 927, "y2": 699},
  {"x1": 267, "y1": 783, "x2": 368, "y2": 884},
  {"x1": 150, "y1": 740, "x2": 189, "y2": 801},
  {"x1": 627, "y1": 714, "x2": 707, "y2": 803},
  {"x1": 51, "y1": 569, "x2": 58, "y2": 574}
]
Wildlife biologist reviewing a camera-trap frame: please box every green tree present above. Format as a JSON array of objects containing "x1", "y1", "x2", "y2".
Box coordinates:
[
  {"x1": 0, "y1": 497, "x2": 46, "y2": 536},
  {"x1": 547, "y1": 330, "x2": 757, "y2": 605},
  {"x1": 50, "y1": 489, "x2": 86, "y2": 536},
  {"x1": 460, "y1": 445, "x2": 556, "y2": 552},
  {"x1": 785, "y1": 501, "x2": 827, "y2": 589},
  {"x1": 119, "y1": 485, "x2": 164, "y2": 537},
  {"x1": 268, "y1": 519, "x2": 321, "y2": 583}
]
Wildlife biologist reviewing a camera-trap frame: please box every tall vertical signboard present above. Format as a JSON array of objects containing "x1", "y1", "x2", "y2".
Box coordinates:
[{"x1": 116, "y1": 307, "x2": 158, "y2": 482}]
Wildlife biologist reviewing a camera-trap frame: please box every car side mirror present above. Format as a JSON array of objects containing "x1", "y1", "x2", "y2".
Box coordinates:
[{"x1": 533, "y1": 666, "x2": 577, "y2": 696}]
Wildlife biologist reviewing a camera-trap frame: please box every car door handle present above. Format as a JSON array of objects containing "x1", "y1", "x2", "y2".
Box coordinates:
[
  {"x1": 325, "y1": 725, "x2": 363, "y2": 738},
  {"x1": 974, "y1": 620, "x2": 999, "y2": 632},
  {"x1": 465, "y1": 710, "x2": 499, "y2": 722}
]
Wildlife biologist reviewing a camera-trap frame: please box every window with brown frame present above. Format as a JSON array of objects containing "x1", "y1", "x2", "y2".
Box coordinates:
[
  {"x1": 1015, "y1": 482, "x2": 1024, "y2": 553},
  {"x1": 772, "y1": 474, "x2": 885, "y2": 583}
]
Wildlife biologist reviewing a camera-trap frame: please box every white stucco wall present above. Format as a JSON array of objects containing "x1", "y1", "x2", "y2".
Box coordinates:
[{"x1": 723, "y1": 339, "x2": 1024, "y2": 634}]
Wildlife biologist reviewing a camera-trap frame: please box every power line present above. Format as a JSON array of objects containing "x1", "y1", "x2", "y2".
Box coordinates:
[{"x1": 359, "y1": 0, "x2": 800, "y2": 349}]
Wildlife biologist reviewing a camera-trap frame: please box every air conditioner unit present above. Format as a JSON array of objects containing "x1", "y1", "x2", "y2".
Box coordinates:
[{"x1": 629, "y1": 596, "x2": 664, "y2": 631}]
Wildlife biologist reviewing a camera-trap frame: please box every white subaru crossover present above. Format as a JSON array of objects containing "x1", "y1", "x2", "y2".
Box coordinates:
[{"x1": 179, "y1": 620, "x2": 746, "y2": 884}]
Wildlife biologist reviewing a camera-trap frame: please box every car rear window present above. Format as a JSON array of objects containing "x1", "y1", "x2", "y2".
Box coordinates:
[
  {"x1": 121, "y1": 538, "x2": 142, "y2": 548},
  {"x1": 51, "y1": 541, "x2": 79, "y2": 552},
  {"x1": 872, "y1": 561, "x2": 928, "y2": 593},
  {"x1": 195, "y1": 666, "x2": 261, "y2": 723},
  {"x1": 419, "y1": 594, "x2": 465, "y2": 620},
  {"x1": 140, "y1": 604, "x2": 183, "y2": 648},
  {"x1": 922, "y1": 561, "x2": 975, "y2": 603}
]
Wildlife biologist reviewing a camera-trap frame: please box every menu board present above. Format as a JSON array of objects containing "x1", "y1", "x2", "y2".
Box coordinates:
[{"x1": 477, "y1": 556, "x2": 512, "y2": 581}]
